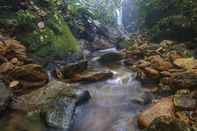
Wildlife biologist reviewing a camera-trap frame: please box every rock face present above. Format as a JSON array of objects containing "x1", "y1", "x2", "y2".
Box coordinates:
[
  {"x1": 11, "y1": 80, "x2": 73, "y2": 111},
  {"x1": 138, "y1": 97, "x2": 174, "y2": 128},
  {"x1": 98, "y1": 52, "x2": 123, "y2": 64},
  {"x1": 144, "y1": 116, "x2": 195, "y2": 131},
  {"x1": 0, "y1": 80, "x2": 12, "y2": 113},
  {"x1": 45, "y1": 97, "x2": 76, "y2": 131},
  {"x1": 61, "y1": 60, "x2": 88, "y2": 78}
]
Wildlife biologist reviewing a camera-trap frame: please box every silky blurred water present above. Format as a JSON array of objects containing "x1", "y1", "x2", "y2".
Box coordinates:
[{"x1": 71, "y1": 67, "x2": 150, "y2": 131}]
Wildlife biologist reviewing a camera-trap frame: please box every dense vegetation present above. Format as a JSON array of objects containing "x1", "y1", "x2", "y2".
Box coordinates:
[{"x1": 135, "y1": 0, "x2": 197, "y2": 42}]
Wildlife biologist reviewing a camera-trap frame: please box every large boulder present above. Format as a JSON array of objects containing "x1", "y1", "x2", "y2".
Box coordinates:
[
  {"x1": 10, "y1": 80, "x2": 73, "y2": 111},
  {"x1": 144, "y1": 116, "x2": 195, "y2": 131},
  {"x1": 0, "y1": 80, "x2": 12, "y2": 113},
  {"x1": 138, "y1": 97, "x2": 174, "y2": 128},
  {"x1": 44, "y1": 90, "x2": 91, "y2": 130}
]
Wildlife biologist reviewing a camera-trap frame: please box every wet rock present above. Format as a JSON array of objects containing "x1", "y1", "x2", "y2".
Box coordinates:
[
  {"x1": 98, "y1": 52, "x2": 123, "y2": 64},
  {"x1": 45, "y1": 97, "x2": 76, "y2": 130},
  {"x1": 144, "y1": 116, "x2": 194, "y2": 131},
  {"x1": 75, "y1": 90, "x2": 91, "y2": 106},
  {"x1": 11, "y1": 80, "x2": 73, "y2": 111},
  {"x1": 6, "y1": 64, "x2": 48, "y2": 92},
  {"x1": 148, "y1": 55, "x2": 173, "y2": 71},
  {"x1": 138, "y1": 97, "x2": 174, "y2": 128},
  {"x1": 173, "y1": 90, "x2": 196, "y2": 111},
  {"x1": 61, "y1": 60, "x2": 88, "y2": 78},
  {"x1": 70, "y1": 70, "x2": 113, "y2": 83},
  {"x1": 0, "y1": 80, "x2": 12, "y2": 113}
]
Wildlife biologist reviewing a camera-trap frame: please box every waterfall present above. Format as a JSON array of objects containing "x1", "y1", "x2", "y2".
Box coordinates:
[{"x1": 116, "y1": 0, "x2": 124, "y2": 29}]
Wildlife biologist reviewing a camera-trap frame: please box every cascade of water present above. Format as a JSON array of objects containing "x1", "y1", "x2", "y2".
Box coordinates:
[{"x1": 116, "y1": 0, "x2": 124, "y2": 29}]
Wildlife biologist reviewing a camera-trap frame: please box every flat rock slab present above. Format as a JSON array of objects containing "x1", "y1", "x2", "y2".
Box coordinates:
[
  {"x1": 11, "y1": 80, "x2": 73, "y2": 112},
  {"x1": 138, "y1": 97, "x2": 174, "y2": 128}
]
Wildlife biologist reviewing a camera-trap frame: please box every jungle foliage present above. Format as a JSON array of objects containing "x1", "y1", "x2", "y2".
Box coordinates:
[
  {"x1": 0, "y1": 0, "x2": 80, "y2": 57},
  {"x1": 135, "y1": 0, "x2": 197, "y2": 42}
]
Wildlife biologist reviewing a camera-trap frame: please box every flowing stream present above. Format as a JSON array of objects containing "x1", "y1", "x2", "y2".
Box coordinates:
[
  {"x1": 71, "y1": 66, "x2": 152, "y2": 131},
  {"x1": 0, "y1": 48, "x2": 154, "y2": 131}
]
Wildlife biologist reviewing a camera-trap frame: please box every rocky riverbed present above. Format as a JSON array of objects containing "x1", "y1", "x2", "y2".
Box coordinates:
[{"x1": 0, "y1": 35, "x2": 196, "y2": 131}]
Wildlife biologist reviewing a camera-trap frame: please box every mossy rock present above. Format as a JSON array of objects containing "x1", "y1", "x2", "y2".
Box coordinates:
[{"x1": 17, "y1": 12, "x2": 80, "y2": 57}]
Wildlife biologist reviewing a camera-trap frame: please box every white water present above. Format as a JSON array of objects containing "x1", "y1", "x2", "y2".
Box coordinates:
[{"x1": 116, "y1": 0, "x2": 124, "y2": 29}]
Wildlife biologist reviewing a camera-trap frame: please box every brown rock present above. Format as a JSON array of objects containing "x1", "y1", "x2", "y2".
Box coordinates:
[
  {"x1": 162, "y1": 72, "x2": 197, "y2": 89},
  {"x1": 144, "y1": 67, "x2": 160, "y2": 76},
  {"x1": 1, "y1": 39, "x2": 27, "y2": 61},
  {"x1": 174, "y1": 58, "x2": 197, "y2": 71},
  {"x1": 167, "y1": 51, "x2": 183, "y2": 61},
  {"x1": 160, "y1": 71, "x2": 172, "y2": 77},
  {"x1": 136, "y1": 60, "x2": 151, "y2": 68},
  {"x1": 138, "y1": 97, "x2": 174, "y2": 128},
  {"x1": 6, "y1": 64, "x2": 48, "y2": 92},
  {"x1": 149, "y1": 55, "x2": 173, "y2": 71},
  {"x1": 0, "y1": 62, "x2": 15, "y2": 73},
  {"x1": 70, "y1": 70, "x2": 113, "y2": 83}
]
